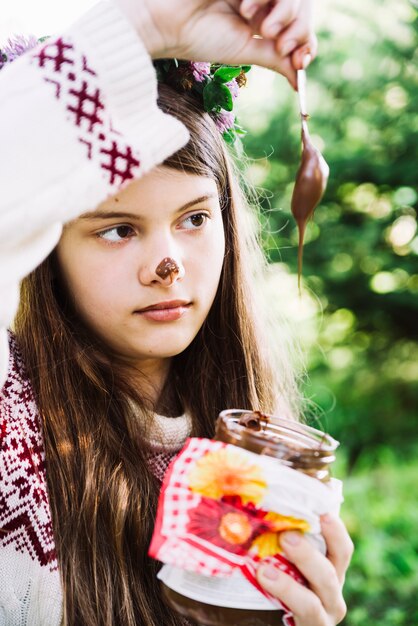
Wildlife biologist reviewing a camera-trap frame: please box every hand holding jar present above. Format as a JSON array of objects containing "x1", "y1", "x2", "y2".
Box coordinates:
[{"x1": 257, "y1": 514, "x2": 353, "y2": 625}]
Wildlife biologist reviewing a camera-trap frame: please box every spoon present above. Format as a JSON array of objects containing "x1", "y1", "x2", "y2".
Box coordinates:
[{"x1": 291, "y1": 69, "x2": 330, "y2": 291}]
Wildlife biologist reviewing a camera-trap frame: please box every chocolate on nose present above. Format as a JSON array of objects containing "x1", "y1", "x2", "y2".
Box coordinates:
[{"x1": 155, "y1": 257, "x2": 180, "y2": 283}]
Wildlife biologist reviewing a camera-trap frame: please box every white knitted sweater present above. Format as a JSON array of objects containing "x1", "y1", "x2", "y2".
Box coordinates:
[{"x1": 0, "y1": 3, "x2": 190, "y2": 623}]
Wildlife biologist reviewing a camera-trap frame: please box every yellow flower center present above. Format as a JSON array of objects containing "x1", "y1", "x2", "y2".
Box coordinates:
[{"x1": 218, "y1": 513, "x2": 252, "y2": 545}]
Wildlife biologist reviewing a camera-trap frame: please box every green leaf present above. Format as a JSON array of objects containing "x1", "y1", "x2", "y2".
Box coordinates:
[
  {"x1": 213, "y1": 66, "x2": 242, "y2": 83},
  {"x1": 234, "y1": 125, "x2": 247, "y2": 136},
  {"x1": 222, "y1": 129, "x2": 236, "y2": 144},
  {"x1": 203, "y1": 81, "x2": 233, "y2": 112},
  {"x1": 241, "y1": 65, "x2": 251, "y2": 73}
]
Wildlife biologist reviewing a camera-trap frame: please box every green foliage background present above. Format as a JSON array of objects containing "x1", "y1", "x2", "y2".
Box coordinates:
[{"x1": 237, "y1": 0, "x2": 418, "y2": 623}]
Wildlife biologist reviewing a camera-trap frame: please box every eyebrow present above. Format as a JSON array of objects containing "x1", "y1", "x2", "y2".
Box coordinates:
[{"x1": 79, "y1": 193, "x2": 218, "y2": 221}]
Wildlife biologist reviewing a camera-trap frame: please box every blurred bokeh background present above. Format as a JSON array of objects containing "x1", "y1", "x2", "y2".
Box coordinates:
[
  {"x1": 237, "y1": 1, "x2": 418, "y2": 624},
  {"x1": 2, "y1": 0, "x2": 417, "y2": 623}
]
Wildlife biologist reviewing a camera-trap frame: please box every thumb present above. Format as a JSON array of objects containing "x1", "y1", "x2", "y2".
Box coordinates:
[{"x1": 238, "y1": 36, "x2": 297, "y2": 89}]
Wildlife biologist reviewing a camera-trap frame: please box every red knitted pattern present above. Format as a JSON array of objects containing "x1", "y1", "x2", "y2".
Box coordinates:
[
  {"x1": 31, "y1": 37, "x2": 142, "y2": 188},
  {"x1": 147, "y1": 450, "x2": 179, "y2": 483},
  {"x1": 0, "y1": 334, "x2": 58, "y2": 571}
]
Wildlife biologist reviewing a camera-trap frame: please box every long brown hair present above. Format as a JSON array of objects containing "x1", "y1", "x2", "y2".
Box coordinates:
[{"x1": 14, "y1": 84, "x2": 300, "y2": 625}]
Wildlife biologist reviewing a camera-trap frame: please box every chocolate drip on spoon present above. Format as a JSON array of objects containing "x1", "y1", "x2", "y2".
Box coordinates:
[{"x1": 291, "y1": 70, "x2": 329, "y2": 291}]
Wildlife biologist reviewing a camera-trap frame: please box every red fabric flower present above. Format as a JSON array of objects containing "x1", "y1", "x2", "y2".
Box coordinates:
[{"x1": 186, "y1": 496, "x2": 271, "y2": 555}]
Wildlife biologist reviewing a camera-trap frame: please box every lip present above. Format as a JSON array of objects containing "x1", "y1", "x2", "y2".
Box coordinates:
[
  {"x1": 134, "y1": 300, "x2": 192, "y2": 322},
  {"x1": 137, "y1": 299, "x2": 191, "y2": 312}
]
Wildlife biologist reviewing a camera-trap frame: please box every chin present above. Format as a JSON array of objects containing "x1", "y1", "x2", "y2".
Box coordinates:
[
  {"x1": 127, "y1": 340, "x2": 193, "y2": 360},
  {"x1": 148, "y1": 345, "x2": 191, "y2": 358}
]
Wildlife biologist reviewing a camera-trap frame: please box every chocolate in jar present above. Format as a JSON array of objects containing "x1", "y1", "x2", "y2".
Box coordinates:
[{"x1": 161, "y1": 409, "x2": 339, "y2": 625}]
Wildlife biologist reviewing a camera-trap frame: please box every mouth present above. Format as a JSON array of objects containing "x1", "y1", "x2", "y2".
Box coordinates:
[{"x1": 134, "y1": 300, "x2": 192, "y2": 322}]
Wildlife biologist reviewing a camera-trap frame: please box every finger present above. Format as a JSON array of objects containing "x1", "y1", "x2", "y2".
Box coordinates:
[
  {"x1": 259, "y1": 0, "x2": 301, "y2": 38},
  {"x1": 248, "y1": 4, "x2": 274, "y2": 36},
  {"x1": 291, "y1": 36, "x2": 318, "y2": 71},
  {"x1": 257, "y1": 565, "x2": 328, "y2": 625},
  {"x1": 320, "y1": 514, "x2": 354, "y2": 585},
  {"x1": 240, "y1": 0, "x2": 274, "y2": 21},
  {"x1": 236, "y1": 35, "x2": 297, "y2": 87},
  {"x1": 226, "y1": 0, "x2": 270, "y2": 34},
  {"x1": 279, "y1": 531, "x2": 347, "y2": 622},
  {"x1": 274, "y1": 4, "x2": 315, "y2": 58}
]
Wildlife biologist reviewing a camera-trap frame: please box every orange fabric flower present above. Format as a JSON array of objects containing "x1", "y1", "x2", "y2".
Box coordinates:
[
  {"x1": 251, "y1": 531, "x2": 282, "y2": 558},
  {"x1": 251, "y1": 512, "x2": 310, "y2": 558},
  {"x1": 267, "y1": 511, "x2": 310, "y2": 534},
  {"x1": 188, "y1": 448, "x2": 266, "y2": 504}
]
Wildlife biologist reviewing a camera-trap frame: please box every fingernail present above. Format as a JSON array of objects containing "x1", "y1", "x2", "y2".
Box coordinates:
[
  {"x1": 280, "y1": 39, "x2": 297, "y2": 57},
  {"x1": 302, "y1": 53, "x2": 312, "y2": 69},
  {"x1": 242, "y1": 3, "x2": 259, "y2": 19},
  {"x1": 260, "y1": 565, "x2": 280, "y2": 580},
  {"x1": 321, "y1": 513, "x2": 333, "y2": 524},
  {"x1": 281, "y1": 531, "x2": 302, "y2": 546}
]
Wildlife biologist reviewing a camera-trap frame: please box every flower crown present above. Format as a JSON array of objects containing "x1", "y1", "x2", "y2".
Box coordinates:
[
  {"x1": 0, "y1": 34, "x2": 48, "y2": 67},
  {"x1": 0, "y1": 35, "x2": 250, "y2": 146},
  {"x1": 154, "y1": 60, "x2": 251, "y2": 145}
]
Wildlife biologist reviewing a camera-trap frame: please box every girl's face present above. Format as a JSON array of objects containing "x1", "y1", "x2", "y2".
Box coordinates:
[{"x1": 56, "y1": 166, "x2": 225, "y2": 373}]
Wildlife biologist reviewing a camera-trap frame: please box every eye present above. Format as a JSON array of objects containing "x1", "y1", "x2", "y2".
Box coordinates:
[
  {"x1": 180, "y1": 213, "x2": 209, "y2": 230},
  {"x1": 97, "y1": 225, "x2": 135, "y2": 243}
]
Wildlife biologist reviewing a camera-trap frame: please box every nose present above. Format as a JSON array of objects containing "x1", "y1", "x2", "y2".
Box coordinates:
[{"x1": 139, "y1": 254, "x2": 185, "y2": 287}]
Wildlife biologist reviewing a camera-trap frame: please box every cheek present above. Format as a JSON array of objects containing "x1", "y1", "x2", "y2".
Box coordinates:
[
  {"x1": 56, "y1": 241, "x2": 123, "y2": 323},
  {"x1": 214, "y1": 221, "x2": 226, "y2": 269},
  {"x1": 213, "y1": 238, "x2": 226, "y2": 283},
  {"x1": 194, "y1": 224, "x2": 225, "y2": 295}
]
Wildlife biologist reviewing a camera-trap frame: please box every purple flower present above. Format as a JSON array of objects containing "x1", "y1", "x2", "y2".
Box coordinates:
[
  {"x1": 190, "y1": 62, "x2": 211, "y2": 82},
  {"x1": 226, "y1": 79, "x2": 239, "y2": 100},
  {"x1": 215, "y1": 110, "x2": 235, "y2": 134},
  {"x1": 0, "y1": 34, "x2": 39, "y2": 68}
]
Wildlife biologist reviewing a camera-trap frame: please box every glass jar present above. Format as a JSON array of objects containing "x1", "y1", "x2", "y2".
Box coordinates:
[
  {"x1": 160, "y1": 409, "x2": 340, "y2": 626},
  {"x1": 215, "y1": 409, "x2": 338, "y2": 483}
]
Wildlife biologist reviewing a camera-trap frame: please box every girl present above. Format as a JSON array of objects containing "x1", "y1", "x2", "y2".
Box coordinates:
[{"x1": 0, "y1": 1, "x2": 353, "y2": 625}]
